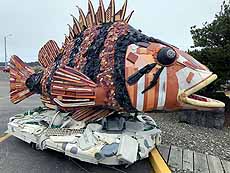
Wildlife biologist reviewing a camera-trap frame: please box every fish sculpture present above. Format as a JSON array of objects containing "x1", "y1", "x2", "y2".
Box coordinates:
[{"x1": 9, "y1": 0, "x2": 225, "y2": 123}]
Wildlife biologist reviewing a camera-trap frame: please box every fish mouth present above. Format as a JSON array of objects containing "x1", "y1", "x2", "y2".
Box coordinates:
[{"x1": 179, "y1": 74, "x2": 225, "y2": 108}]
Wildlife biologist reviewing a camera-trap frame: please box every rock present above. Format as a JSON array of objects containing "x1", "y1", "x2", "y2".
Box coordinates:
[{"x1": 178, "y1": 109, "x2": 225, "y2": 129}]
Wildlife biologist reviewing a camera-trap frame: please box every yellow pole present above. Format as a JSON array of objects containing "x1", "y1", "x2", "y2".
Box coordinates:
[
  {"x1": 149, "y1": 148, "x2": 171, "y2": 173},
  {"x1": 0, "y1": 133, "x2": 12, "y2": 143}
]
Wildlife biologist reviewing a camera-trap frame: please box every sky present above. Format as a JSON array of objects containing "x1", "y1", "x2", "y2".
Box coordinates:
[{"x1": 0, "y1": 0, "x2": 223, "y2": 62}]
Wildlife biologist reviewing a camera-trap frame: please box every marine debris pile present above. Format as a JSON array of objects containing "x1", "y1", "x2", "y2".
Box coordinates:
[{"x1": 8, "y1": 107, "x2": 161, "y2": 165}]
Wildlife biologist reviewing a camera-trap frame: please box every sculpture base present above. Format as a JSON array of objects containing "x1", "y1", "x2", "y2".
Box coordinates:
[{"x1": 7, "y1": 108, "x2": 161, "y2": 166}]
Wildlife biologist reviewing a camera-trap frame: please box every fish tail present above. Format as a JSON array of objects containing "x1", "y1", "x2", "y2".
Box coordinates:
[{"x1": 9, "y1": 55, "x2": 35, "y2": 104}]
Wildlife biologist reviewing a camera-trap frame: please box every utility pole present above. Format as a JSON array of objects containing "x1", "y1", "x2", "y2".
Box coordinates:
[
  {"x1": 4, "y1": 36, "x2": 7, "y2": 68},
  {"x1": 4, "y1": 34, "x2": 12, "y2": 69}
]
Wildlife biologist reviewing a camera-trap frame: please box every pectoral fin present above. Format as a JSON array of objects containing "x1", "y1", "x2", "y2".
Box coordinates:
[{"x1": 50, "y1": 66, "x2": 97, "y2": 110}]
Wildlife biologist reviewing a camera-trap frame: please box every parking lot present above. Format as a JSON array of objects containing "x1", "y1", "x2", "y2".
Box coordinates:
[{"x1": 0, "y1": 72, "x2": 151, "y2": 173}]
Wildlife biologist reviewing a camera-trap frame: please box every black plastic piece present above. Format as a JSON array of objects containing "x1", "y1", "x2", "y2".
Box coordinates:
[
  {"x1": 46, "y1": 53, "x2": 63, "y2": 96},
  {"x1": 26, "y1": 72, "x2": 43, "y2": 94},
  {"x1": 142, "y1": 66, "x2": 165, "y2": 93},
  {"x1": 102, "y1": 116, "x2": 126, "y2": 131},
  {"x1": 39, "y1": 120, "x2": 49, "y2": 127},
  {"x1": 67, "y1": 32, "x2": 84, "y2": 67},
  {"x1": 127, "y1": 63, "x2": 156, "y2": 85},
  {"x1": 83, "y1": 23, "x2": 112, "y2": 82}
]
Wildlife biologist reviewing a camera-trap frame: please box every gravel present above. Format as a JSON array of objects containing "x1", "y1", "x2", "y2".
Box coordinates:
[{"x1": 151, "y1": 112, "x2": 230, "y2": 161}]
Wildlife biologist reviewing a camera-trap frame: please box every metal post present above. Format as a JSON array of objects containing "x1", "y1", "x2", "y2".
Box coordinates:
[
  {"x1": 4, "y1": 34, "x2": 12, "y2": 69},
  {"x1": 4, "y1": 36, "x2": 7, "y2": 69}
]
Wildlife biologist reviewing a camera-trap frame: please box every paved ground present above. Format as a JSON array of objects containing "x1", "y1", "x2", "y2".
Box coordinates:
[{"x1": 0, "y1": 72, "x2": 151, "y2": 173}]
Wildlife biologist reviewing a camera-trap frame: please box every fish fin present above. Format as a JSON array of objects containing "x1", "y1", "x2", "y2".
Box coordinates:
[
  {"x1": 96, "y1": 0, "x2": 106, "y2": 23},
  {"x1": 67, "y1": 0, "x2": 132, "y2": 38},
  {"x1": 72, "y1": 107, "x2": 115, "y2": 123},
  {"x1": 64, "y1": 34, "x2": 71, "y2": 43},
  {"x1": 71, "y1": 14, "x2": 82, "y2": 34},
  {"x1": 68, "y1": 24, "x2": 75, "y2": 39},
  {"x1": 124, "y1": 10, "x2": 134, "y2": 23},
  {"x1": 120, "y1": 0, "x2": 128, "y2": 20},
  {"x1": 64, "y1": 0, "x2": 133, "y2": 49},
  {"x1": 114, "y1": 0, "x2": 127, "y2": 21},
  {"x1": 38, "y1": 40, "x2": 60, "y2": 68},
  {"x1": 51, "y1": 66, "x2": 97, "y2": 110},
  {"x1": 86, "y1": 0, "x2": 97, "y2": 27},
  {"x1": 9, "y1": 55, "x2": 35, "y2": 104},
  {"x1": 105, "y1": 0, "x2": 115, "y2": 22},
  {"x1": 77, "y1": 6, "x2": 88, "y2": 30}
]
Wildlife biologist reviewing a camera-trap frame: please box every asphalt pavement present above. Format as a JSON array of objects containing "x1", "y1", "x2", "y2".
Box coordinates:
[{"x1": 0, "y1": 72, "x2": 152, "y2": 173}]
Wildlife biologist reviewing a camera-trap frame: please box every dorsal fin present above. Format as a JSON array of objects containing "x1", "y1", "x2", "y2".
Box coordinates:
[
  {"x1": 96, "y1": 0, "x2": 106, "y2": 23},
  {"x1": 86, "y1": 0, "x2": 97, "y2": 27},
  {"x1": 105, "y1": 0, "x2": 115, "y2": 22},
  {"x1": 77, "y1": 6, "x2": 88, "y2": 29},
  {"x1": 114, "y1": 0, "x2": 127, "y2": 21},
  {"x1": 68, "y1": 24, "x2": 75, "y2": 39},
  {"x1": 38, "y1": 40, "x2": 60, "y2": 68},
  {"x1": 71, "y1": 14, "x2": 82, "y2": 34},
  {"x1": 120, "y1": 0, "x2": 127, "y2": 20},
  {"x1": 124, "y1": 10, "x2": 134, "y2": 23},
  {"x1": 64, "y1": 34, "x2": 70, "y2": 43},
  {"x1": 65, "y1": 0, "x2": 134, "y2": 43}
]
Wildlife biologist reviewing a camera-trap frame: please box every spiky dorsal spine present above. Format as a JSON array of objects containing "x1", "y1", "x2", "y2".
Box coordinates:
[
  {"x1": 86, "y1": 0, "x2": 97, "y2": 27},
  {"x1": 77, "y1": 6, "x2": 88, "y2": 30},
  {"x1": 68, "y1": 24, "x2": 75, "y2": 39},
  {"x1": 124, "y1": 10, "x2": 134, "y2": 23},
  {"x1": 71, "y1": 15, "x2": 82, "y2": 34},
  {"x1": 67, "y1": 0, "x2": 133, "y2": 40},
  {"x1": 115, "y1": 0, "x2": 127, "y2": 21},
  {"x1": 105, "y1": 0, "x2": 115, "y2": 22},
  {"x1": 96, "y1": 0, "x2": 106, "y2": 23}
]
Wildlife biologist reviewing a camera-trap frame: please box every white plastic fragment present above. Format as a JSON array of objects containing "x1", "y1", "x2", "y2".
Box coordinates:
[
  {"x1": 78, "y1": 128, "x2": 97, "y2": 150},
  {"x1": 50, "y1": 135, "x2": 78, "y2": 143},
  {"x1": 117, "y1": 135, "x2": 138, "y2": 164}
]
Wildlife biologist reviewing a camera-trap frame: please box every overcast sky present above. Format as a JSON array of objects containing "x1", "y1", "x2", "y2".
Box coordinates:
[{"x1": 0, "y1": 0, "x2": 223, "y2": 62}]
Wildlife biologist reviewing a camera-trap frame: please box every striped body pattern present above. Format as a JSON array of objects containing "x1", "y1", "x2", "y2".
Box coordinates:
[{"x1": 9, "y1": 0, "x2": 225, "y2": 122}]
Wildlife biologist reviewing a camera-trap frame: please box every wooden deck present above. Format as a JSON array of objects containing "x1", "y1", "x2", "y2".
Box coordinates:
[{"x1": 157, "y1": 145, "x2": 230, "y2": 173}]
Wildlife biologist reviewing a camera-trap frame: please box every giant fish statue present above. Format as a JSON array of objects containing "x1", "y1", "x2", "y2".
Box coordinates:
[{"x1": 9, "y1": 0, "x2": 225, "y2": 123}]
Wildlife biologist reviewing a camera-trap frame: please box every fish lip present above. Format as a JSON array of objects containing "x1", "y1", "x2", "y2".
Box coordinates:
[
  {"x1": 225, "y1": 91, "x2": 230, "y2": 98},
  {"x1": 179, "y1": 74, "x2": 225, "y2": 108}
]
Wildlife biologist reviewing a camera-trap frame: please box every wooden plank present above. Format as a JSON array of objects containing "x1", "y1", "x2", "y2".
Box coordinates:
[
  {"x1": 194, "y1": 152, "x2": 209, "y2": 173},
  {"x1": 183, "y1": 149, "x2": 194, "y2": 172},
  {"x1": 149, "y1": 148, "x2": 171, "y2": 173},
  {"x1": 168, "y1": 146, "x2": 182, "y2": 171},
  {"x1": 157, "y1": 145, "x2": 170, "y2": 163},
  {"x1": 207, "y1": 155, "x2": 224, "y2": 173},
  {"x1": 221, "y1": 160, "x2": 230, "y2": 173}
]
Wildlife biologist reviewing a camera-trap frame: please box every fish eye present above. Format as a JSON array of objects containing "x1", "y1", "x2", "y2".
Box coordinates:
[{"x1": 157, "y1": 47, "x2": 177, "y2": 66}]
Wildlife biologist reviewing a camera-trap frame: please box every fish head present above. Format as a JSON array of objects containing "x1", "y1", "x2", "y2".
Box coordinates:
[
  {"x1": 125, "y1": 42, "x2": 225, "y2": 111},
  {"x1": 167, "y1": 46, "x2": 225, "y2": 110}
]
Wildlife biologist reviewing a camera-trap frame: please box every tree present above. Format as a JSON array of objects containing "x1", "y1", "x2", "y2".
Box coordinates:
[{"x1": 189, "y1": 0, "x2": 230, "y2": 112}]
